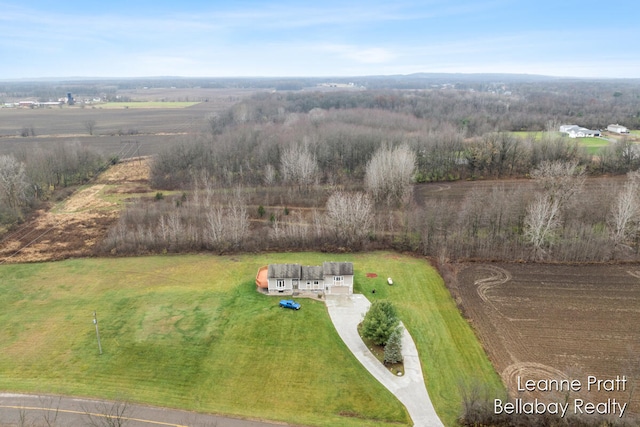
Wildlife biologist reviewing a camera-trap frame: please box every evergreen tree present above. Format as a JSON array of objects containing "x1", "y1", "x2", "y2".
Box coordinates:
[
  {"x1": 361, "y1": 300, "x2": 399, "y2": 346},
  {"x1": 384, "y1": 326, "x2": 403, "y2": 364}
]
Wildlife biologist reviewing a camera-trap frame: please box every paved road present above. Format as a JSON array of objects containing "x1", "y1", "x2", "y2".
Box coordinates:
[
  {"x1": 0, "y1": 393, "x2": 293, "y2": 427},
  {"x1": 325, "y1": 294, "x2": 445, "y2": 427}
]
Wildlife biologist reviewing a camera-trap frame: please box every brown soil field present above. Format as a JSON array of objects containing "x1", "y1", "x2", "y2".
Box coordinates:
[
  {"x1": 0, "y1": 158, "x2": 151, "y2": 264},
  {"x1": 452, "y1": 262, "x2": 640, "y2": 415},
  {"x1": 0, "y1": 88, "x2": 257, "y2": 158},
  {"x1": 414, "y1": 176, "x2": 628, "y2": 205}
]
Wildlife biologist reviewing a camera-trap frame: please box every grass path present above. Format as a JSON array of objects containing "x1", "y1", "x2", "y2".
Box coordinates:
[{"x1": 0, "y1": 252, "x2": 503, "y2": 426}]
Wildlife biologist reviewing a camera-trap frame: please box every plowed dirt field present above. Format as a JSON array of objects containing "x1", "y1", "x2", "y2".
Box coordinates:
[{"x1": 453, "y1": 263, "x2": 640, "y2": 415}]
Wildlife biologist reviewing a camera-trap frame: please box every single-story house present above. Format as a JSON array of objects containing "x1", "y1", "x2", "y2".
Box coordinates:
[
  {"x1": 607, "y1": 124, "x2": 630, "y2": 134},
  {"x1": 256, "y1": 261, "x2": 354, "y2": 295},
  {"x1": 559, "y1": 125, "x2": 601, "y2": 138}
]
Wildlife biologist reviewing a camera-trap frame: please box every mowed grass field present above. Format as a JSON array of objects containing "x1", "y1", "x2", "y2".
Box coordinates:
[
  {"x1": 575, "y1": 136, "x2": 611, "y2": 154},
  {"x1": 0, "y1": 252, "x2": 502, "y2": 426},
  {"x1": 510, "y1": 131, "x2": 612, "y2": 154}
]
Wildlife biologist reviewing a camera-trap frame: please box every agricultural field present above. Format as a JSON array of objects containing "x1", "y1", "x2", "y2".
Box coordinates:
[
  {"x1": 453, "y1": 263, "x2": 640, "y2": 417},
  {"x1": 413, "y1": 175, "x2": 626, "y2": 205},
  {"x1": 0, "y1": 88, "x2": 251, "y2": 158},
  {"x1": 0, "y1": 252, "x2": 502, "y2": 427},
  {"x1": 95, "y1": 101, "x2": 201, "y2": 109}
]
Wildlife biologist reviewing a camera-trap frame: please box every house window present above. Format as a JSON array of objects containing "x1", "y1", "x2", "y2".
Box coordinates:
[
  {"x1": 313, "y1": 280, "x2": 321, "y2": 290},
  {"x1": 276, "y1": 279, "x2": 285, "y2": 289},
  {"x1": 333, "y1": 276, "x2": 344, "y2": 286}
]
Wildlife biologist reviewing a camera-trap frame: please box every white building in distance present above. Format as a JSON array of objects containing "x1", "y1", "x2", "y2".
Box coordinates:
[
  {"x1": 559, "y1": 125, "x2": 601, "y2": 138},
  {"x1": 607, "y1": 124, "x2": 630, "y2": 134}
]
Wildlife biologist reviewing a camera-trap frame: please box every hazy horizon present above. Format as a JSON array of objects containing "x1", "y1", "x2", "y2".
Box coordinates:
[{"x1": 2, "y1": 1, "x2": 639, "y2": 80}]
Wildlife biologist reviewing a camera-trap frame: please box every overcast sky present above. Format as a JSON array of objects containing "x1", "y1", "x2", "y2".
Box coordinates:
[{"x1": 1, "y1": 0, "x2": 638, "y2": 79}]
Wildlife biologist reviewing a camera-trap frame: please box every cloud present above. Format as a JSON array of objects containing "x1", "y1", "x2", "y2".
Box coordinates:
[{"x1": 319, "y1": 44, "x2": 396, "y2": 64}]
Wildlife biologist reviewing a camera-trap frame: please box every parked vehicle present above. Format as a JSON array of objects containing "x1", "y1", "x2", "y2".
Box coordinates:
[{"x1": 279, "y1": 299, "x2": 301, "y2": 310}]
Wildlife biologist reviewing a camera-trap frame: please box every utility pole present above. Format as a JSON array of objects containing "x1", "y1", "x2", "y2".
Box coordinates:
[{"x1": 93, "y1": 311, "x2": 103, "y2": 355}]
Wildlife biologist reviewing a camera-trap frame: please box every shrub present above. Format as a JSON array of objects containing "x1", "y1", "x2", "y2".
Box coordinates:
[
  {"x1": 384, "y1": 326, "x2": 403, "y2": 364},
  {"x1": 361, "y1": 300, "x2": 399, "y2": 346}
]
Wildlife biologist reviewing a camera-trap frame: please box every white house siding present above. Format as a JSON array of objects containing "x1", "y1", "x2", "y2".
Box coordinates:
[
  {"x1": 267, "y1": 277, "x2": 294, "y2": 294},
  {"x1": 608, "y1": 124, "x2": 629, "y2": 134},
  {"x1": 324, "y1": 274, "x2": 354, "y2": 295}
]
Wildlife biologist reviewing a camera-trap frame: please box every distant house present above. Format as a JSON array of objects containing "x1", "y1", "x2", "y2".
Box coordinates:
[
  {"x1": 607, "y1": 124, "x2": 630, "y2": 134},
  {"x1": 559, "y1": 125, "x2": 601, "y2": 138},
  {"x1": 256, "y1": 262, "x2": 354, "y2": 295}
]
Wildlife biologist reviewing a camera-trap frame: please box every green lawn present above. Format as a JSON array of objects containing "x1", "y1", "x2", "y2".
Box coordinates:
[
  {"x1": 575, "y1": 137, "x2": 611, "y2": 155},
  {"x1": 96, "y1": 101, "x2": 200, "y2": 109},
  {"x1": 510, "y1": 132, "x2": 612, "y2": 155},
  {"x1": 351, "y1": 255, "x2": 505, "y2": 425},
  {"x1": 510, "y1": 131, "x2": 552, "y2": 140},
  {"x1": 0, "y1": 252, "x2": 503, "y2": 426}
]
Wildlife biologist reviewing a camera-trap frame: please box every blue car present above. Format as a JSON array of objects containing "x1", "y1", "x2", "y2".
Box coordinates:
[{"x1": 279, "y1": 299, "x2": 301, "y2": 310}]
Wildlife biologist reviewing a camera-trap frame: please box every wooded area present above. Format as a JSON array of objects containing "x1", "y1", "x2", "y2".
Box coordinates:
[{"x1": 3, "y1": 79, "x2": 640, "y2": 262}]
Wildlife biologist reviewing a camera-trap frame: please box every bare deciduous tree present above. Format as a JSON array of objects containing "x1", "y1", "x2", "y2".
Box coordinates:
[
  {"x1": 325, "y1": 191, "x2": 373, "y2": 247},
  {"x1": 226, "y1": 189, "x2": 250, "y2": 247},
  {"x1": 263, "y1": 163, "x2": 276, "y2": 186},
  {"x1": 280, "y1": 143, "x2": 318, "y2": 190},
  {"x1": 0, "y1": 154, "x2": 29, "y2": 216},
  {"x1": 530, "y1": 160, "x2": 585, "y2": 207},
  {"x1": 365, "y1": 143, "x2": 416, "y2": 205},
  {"x1": 609, "y1": 171, "x2": 640, "y2": 251},
  {"x1": 84, "y1": 119, "x2": 97, "y2": 135},
  {"x1": 83, "y1": 400, "x2": 130, "y2": 427},
  {"x1": 523, "y1": 194, "x2": 561, "y2": 260}
]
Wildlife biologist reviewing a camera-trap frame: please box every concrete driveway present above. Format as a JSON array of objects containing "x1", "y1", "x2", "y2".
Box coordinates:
[{"x1": 325, "y1": 294, "x2": 445, "y2": 427}]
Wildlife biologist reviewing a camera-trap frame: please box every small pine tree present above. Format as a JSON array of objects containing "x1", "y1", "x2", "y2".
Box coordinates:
[
  {"x1": 384, "y1": 326, "x2": 403, "y2": 364},
  {"x1": 257, "y1": 205, "x2": 266, "y2": 218},
  {"x1": 361, "y1": 300, "x2": 399, "y2": 346}
]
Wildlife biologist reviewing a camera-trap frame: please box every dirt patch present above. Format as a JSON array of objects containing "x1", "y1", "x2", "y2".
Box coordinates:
[
  {"x1": 454, "y1": 263, "x2": 640, "y2": 415},
  {"x1": 0, "y1": 158, "x2": 151, "y2": 263},
  {"x1": 97, "y1": 157, "x2": 151, "y2": 184}
]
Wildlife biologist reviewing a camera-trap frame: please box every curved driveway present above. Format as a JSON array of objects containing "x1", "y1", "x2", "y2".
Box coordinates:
[{"x1": 325, "y1": 294, "x2": 445, "y2": 427}]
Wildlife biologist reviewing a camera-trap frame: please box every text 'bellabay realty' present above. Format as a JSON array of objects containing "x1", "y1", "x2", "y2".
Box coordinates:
[{"x1": 495, "y1": 375, "x2": 629, "y2": 418}]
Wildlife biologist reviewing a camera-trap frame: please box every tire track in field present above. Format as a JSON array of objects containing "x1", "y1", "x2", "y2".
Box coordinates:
[
  {"x1": 626, "y1": 270, "x2": 640, "y2": 280},
  {"x1": 474, "y1": 265, "x2": 512, "y2": 307},
  {"x1": 502, "y1": 362, "x2": 571, "y2": 397},
  {"x1": 467, "y1": 264, "x2": 530, "y2": 367}
]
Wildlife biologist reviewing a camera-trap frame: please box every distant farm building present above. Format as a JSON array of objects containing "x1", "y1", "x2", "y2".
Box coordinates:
[
  {"x1": 559, "y1": 125, "x2": 601, "y2": 138},
  {"x1": 256, "y1": 262, "x2": 354, "y2": 295},
  {"x1": 607, "y1": 124, "x2": 630, "y2": 134},
  {"x1": 14, "y1": 100, "x2": 63, "y2": 108}
]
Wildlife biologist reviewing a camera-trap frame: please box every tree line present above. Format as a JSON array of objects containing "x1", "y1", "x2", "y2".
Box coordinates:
[
  {"x1": 151, "y1": 87, "x2": 639, "y2": 191},
  {"x1": 108, "y1": 86, "x2": 640, "y2": 262},
  {"x1": 0, "y1": 141, "x2": 105, "y2": 225}
]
